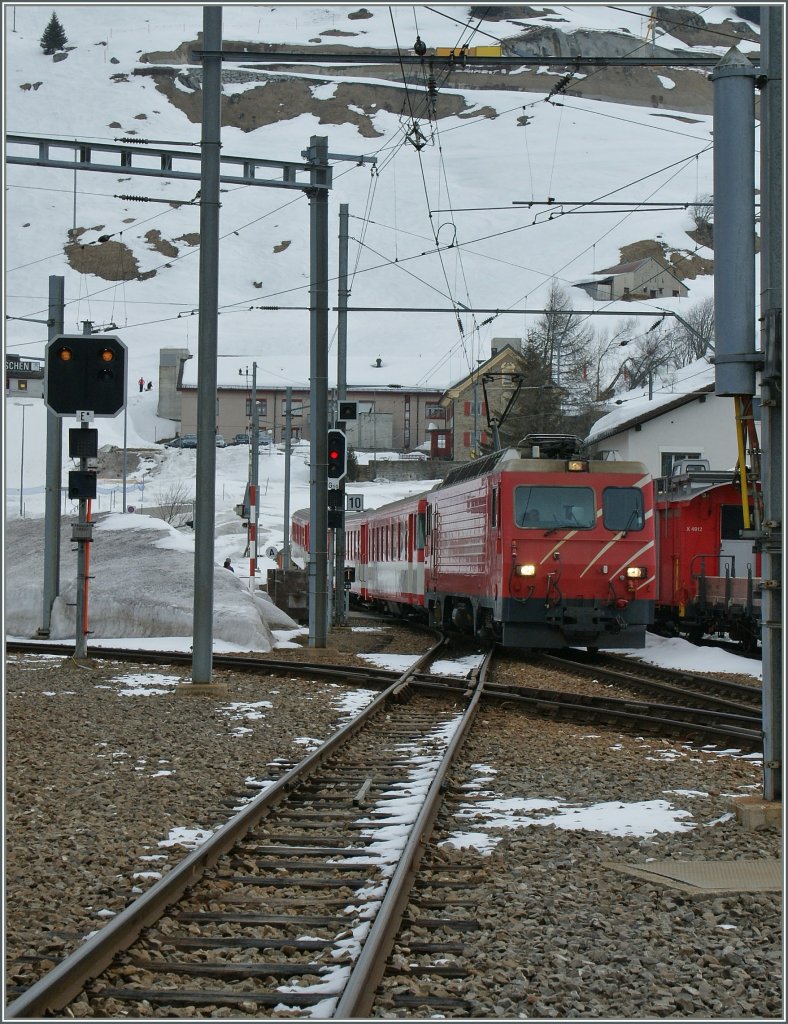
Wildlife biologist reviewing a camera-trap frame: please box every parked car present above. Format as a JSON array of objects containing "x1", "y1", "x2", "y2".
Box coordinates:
[
  {"x1": 233, "y1": 433, "x2": 250, "y2": 445},
  {"x1": 215, "y1": 434, "x2": 226, "y2": 448},
  {"x1": 167, "y1": 434, "x2": 198, "y2": 449}
]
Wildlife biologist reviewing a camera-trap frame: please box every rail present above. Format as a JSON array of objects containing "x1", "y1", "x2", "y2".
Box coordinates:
[{"x1": 6, "y1": 635, "x2": 489, "y2": 1020}]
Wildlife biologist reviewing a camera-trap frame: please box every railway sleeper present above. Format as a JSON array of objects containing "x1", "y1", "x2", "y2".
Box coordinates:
[
  {"x1": 126, "y1": 958, "x2": 330, "y2": 979},
  {"x1": 145, "y1": 934, "x2": 333, "y2": 952},
  {"x1": 389, "y1": 993, "x2": 472, "y2": 1010},
  {"x1": 224, "y1": 857, "x2": 377, "y2": 871},
  {"x1": 91, "y1": 988, "x2": 332, "y2": 1008},
  {"x1": 175, "y1": 911, "x2": 351, "y2": 927},
  {"x1": 402, "y1": 917, "x2": 480, "y2": 932},
  {"x1": 213, "y1": 873, "x2": 372, "y2": 889}
]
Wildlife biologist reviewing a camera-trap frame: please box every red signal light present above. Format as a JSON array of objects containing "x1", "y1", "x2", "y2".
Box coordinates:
[{"x1": 327, "y1": 429, "x2": 347, "y2": 480}]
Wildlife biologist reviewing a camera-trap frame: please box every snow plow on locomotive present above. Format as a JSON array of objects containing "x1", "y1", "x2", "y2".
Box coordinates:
[
  {"x1": 337, "y1": 435, "x2": 657, "y2": 651},
  {"x1": 653, "y1": 460, "x2": 762, "y2": 651}
]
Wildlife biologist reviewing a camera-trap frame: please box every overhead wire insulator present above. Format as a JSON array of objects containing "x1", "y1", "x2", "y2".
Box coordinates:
[
  {"x1": 406, "y1": 121, "x2": 427, "y2": 151},
  {"x1": 414, "y1": 35, "x2": 427, "y2": 57}
]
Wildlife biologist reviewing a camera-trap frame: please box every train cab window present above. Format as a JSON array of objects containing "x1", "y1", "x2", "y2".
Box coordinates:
[
  {"x1": 602, "y1": 487, "x2": 644, "y2": 532},
  {"x1": 721, "y1": 504, "x2": 751, "y2": 539},
  {"x1": 416, "y1": 512, "x2": 426, "y2": 550},
  {"x1": 491, "y1": 486, "x2": 498, "y2": 527},
  {"x1": 515, "y1": 486, "x2": 595, "y2": 530}
]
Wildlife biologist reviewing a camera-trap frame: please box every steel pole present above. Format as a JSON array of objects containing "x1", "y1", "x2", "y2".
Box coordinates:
[
  {"x1": 758, "y1": 5, "x2": 783, "y2": 802},
  {"x1": 710, "y1": 49, "x2": 757, "y2": 397},
  {"x1": 334, "y1": 204, "x2": 349, "y2": 624},
  {"x1": 305, "y1": 136, "x2": 330, "y2": 647},
  {"x1": 191, "y1": 6, "x2": 222, "y2": 683},
  {"x1": 283, "y1": 387, "x2": 293, "y2": 570},
  {"x1": 39, "y1": 275, "x2": 64, "y2": 637},
  {"x1": 250, "y1": 361, "x2": 260, "y2": 580}
]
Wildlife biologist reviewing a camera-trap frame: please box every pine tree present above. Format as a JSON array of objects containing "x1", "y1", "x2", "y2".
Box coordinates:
[{"x1": 40, "y1": 12, "x2": 68, "y2": 55}]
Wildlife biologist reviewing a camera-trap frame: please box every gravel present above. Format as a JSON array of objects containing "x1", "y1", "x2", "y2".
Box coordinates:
[{"x1": 5, "y1": 628, "x2": 782, "y2": 1019}]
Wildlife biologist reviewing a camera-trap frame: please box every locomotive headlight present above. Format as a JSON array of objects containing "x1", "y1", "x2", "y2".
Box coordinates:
[
  {"x1": 515, "y1": 564, "x2": 536, "y2": 577},
  {"x1": 567, "y1": 459, "x2": 588, "y2": 472},
  {"x1": 626, "y1": 566, "x2": 647, "y2": 579}
]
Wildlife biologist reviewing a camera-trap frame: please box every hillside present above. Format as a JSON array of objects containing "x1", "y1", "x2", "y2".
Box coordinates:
[{"x1": 5, "y1": 5, "x2": 758, "y2": 449}]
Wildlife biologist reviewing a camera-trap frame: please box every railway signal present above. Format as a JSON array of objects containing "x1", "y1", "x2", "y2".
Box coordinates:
[
  {"x1": 45, "y1": 334, "x2": 127, "y2": 417},
  {"x1": 327, "y1": 428, "x2": 347, "y2": 481}
]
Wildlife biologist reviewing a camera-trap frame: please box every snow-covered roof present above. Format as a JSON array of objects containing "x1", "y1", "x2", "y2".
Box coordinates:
[
  {"x1": 586, "y1": 358, "x2": 715, "y2": 443},
  {"x1": 178, "y1": 357, "x2": 442, "y2": 394}
]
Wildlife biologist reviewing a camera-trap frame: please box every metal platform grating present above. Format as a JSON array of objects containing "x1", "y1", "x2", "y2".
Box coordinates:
[{"x1": 604, "y1": 859, "x2": 782, "y2": 894}]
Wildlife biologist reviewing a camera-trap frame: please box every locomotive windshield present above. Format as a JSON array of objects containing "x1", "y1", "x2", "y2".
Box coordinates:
[
  {"x1": 515, "y1": 486, "x2": 595, "y2": 530},
  {"x1": 602, "y1": 487, "x2": 645, "y2": 532}
]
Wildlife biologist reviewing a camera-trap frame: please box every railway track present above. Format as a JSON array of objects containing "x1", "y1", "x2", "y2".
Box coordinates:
[
  {"x1": 5, "y1": 636, "x2": 492, "y2": 1020},
  {"x1": 8, "y1": 638, "x2": 762, "y2": 750},
  {"x1": 543, "y1": 649, "x2": 762, "y2": 712}
]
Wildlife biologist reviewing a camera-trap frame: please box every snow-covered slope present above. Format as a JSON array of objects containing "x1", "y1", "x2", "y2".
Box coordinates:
[{"x1": 6, "y1": 5, "x2": 756, "y2": 395}]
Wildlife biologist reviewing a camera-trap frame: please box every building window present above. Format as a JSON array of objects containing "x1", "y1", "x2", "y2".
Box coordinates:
[
  {"x1": 425, "y1": 404, "x2": 445, "y2": 419},
  {"x1": 17, "y1": 379, "x2": 27, "y2": 391},
  {"x1": 283, "y1": 400, "x2": 303, "y2": 417},
  {"x1": 245, "y1": 398, "x2": 267, "y2": 417},
  {"x1": 437, "y1": 435, "x2": 446, "y2": 449},
  {"x1": 660, "y1": 451, "x2": 702, "y2": 477}
]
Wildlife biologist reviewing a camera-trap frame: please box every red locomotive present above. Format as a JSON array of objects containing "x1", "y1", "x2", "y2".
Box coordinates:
[
  {"x1": 295, "y1": 435, "x2": 657, "y2": 651},
  {"x1": 653, "y1": 460, "x2": 761, "y2": 650}
]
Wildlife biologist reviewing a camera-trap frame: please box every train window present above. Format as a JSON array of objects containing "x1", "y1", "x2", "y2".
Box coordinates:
[
  {"x1": 416, "y1": 513, "x2": 426, "y2": 550},
  {"x1": 491, "y1": 487, "x2": 498, "y2": 527},
  {"x1": 721, "y1": 504, "x2": 752, "y2": 539},
  {"x1": 515, "y1": 486, "x2": 595, "y2": 529},
  {"x1": 602, "y1": 487, "x2": 644, "y2": 532}
]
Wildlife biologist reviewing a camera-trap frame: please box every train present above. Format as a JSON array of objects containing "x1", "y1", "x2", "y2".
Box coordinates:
[
  {"x1": 292, "y1": 434, "x2": 657, "y2": 651},
  {"x1": 652, "y1": 459, "x2": 762, "y2": 651}
]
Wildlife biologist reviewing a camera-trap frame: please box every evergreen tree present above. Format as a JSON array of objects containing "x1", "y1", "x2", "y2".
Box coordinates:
[
  {"x1": 40, "y1": 12, "x2": 67, "y2": 54},
  {"x1": 517, "y1": 282, "x2": 599, "y2": 436}
]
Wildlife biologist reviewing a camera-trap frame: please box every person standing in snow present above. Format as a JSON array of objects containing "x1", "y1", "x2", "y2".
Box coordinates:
[{"x1": 138, "y1": 376, "x2": 145, "y2": 392}]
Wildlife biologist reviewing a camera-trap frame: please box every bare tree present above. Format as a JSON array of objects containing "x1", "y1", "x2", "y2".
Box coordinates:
[
  {"x1": 690, "y1": 192, "x2": 714, "y2": 248},
  {"x1": 665, "y1": 297, "x2": 715, "y2": 364},
  {"x1": 151, "y1": 481, "x2": 193, "y2": 525}
]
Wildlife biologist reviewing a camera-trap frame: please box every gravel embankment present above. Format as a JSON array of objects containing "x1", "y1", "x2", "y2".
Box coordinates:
[{"x1": 5, "y1": 628, "x2": 781, "y2": 1018}]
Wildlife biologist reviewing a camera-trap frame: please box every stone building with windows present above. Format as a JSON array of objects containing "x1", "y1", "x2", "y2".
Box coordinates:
[
  {"x1": 573, "y1": 256, "x2": 689, "y2": 302},
  {"x1": 175, "y1": 356, "x2": 442, "y2": 450}
]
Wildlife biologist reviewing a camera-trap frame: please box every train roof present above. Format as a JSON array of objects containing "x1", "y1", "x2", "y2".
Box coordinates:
[{"x1": 655, "y1": 470, "x2": 745, "y2": 502}]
